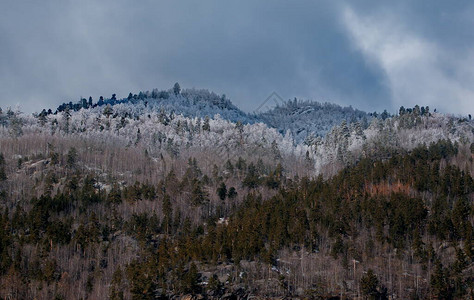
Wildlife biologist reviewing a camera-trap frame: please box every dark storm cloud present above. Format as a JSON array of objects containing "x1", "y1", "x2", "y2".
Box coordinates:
[{"x1": 0, "y1": 1, "x2": 473, "y2": 115}]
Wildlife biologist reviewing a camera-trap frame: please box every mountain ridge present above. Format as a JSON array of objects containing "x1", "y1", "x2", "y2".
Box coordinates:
[{"x1": 46, "y1": 85, "x2": 371, "y2": 143}]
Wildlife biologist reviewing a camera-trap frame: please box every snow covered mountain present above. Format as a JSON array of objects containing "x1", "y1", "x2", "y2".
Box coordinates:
[
  {"x1": 257, "y1": 99, "x2": 370, "y2": 143},
  {"x1": 2, "y1": 85, "x2": 473, "y2": 178},
  {"x1": 1, "y1": 86, "x2": 472, "y2": 300},
  {"x1": 51, "y1": 85, "x2": 371, "y2": 143}
]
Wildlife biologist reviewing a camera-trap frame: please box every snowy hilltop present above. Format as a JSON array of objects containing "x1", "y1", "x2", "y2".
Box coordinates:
[
  {"x1": 49, "y1": 84, "x2": 372, "y2": 143},
  {"x1": 258, "y1": 98, "x2": 370, "y2": 143},
  {"x1": 1, "y1": 84, "x2": 473, "y2": 178}
]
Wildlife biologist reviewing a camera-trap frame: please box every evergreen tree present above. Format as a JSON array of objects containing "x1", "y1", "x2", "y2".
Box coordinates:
[
  {"x1": 62, "y1": 105, "x2": 71, "y2": 134},
  {"x1": 430, "y1": 260, "x2": 452, "y2": 299},
  {"x1": 38, "y1": 109, "x2": 48, "y2": 126},
  {"x1": 399, "y1": 106, "x2": 406, "y2": 115},
  {"x1": 109, "y1": 267, "x2": 124, "y2": 300},
  {"x1": 271, "y1": 140, "x2": 281, "y2": 160},
  {"x1": 0, "y1": 108, "x2": 4, "y2": 128},
  {"x1": 227, "y1": 187, "x2": 237, "y2": 199},
  {"x1": 103, "y1": 105, "x2": 113, "y2": 118},
  {"x1": 243, "y1": 163, "x2": 260, "y2": 189},
  {"x1": 217, "y1": 182, "x2": 227, "y2": 201},
  {"x1": 183, "y1": 262, "x2": 200, "y2": 293},
  {"x1": 162, "y1": 194, "x2": 172, "y2": 234},
  {"x1": 173, "y1": 82, "x2": 181, "y2": 96},
  {"x1": 0, "y1": 154, "x2": 6, "y2": 181},
  {"x1": 360, "y1": 269, "x2": 379, "y2": 299},
  {"x1": 202, "y1": 116, "x2": 210, "y2": 131},
  {"x1": 191, "y1": 179, "x2": 208, "y2": 206},
  {"x1": 107, "y1": 184, "x2": 122, "y2": 205},
  {"x1": 66, "y1": 147, "x2": 78, "y2": 169},
  {"x1": 224, "y1": 159, "x2": 234, "y2": 176},
  {"x1": 8, "y1": 108, "x2": 23, "y2": 137}
]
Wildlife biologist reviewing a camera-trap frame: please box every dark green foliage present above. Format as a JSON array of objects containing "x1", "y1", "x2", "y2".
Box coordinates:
[
  {"x1": 43, "y1": 259, "x2": 60, "y2": 283},
  {"x1": 360, "y1": 269, "x2": 379, "y2": 299},
  {"x1": 227, "y1": 186, "x2": 237, "y2": 199},
  {"x1": 66, "y1": 147, "x2": 77, "y2": 169},
  {"x1": 126, "y1": 258, "x2": 158, "y2": 300},
  {"x1": 162, "y1": 194, "x2": 172, "y2": 234},
  {"x1": 182, "y1": 262, "x2": 200, "y2": 294},
  {"x1": 451, "y1": 197, "x2": 471, "y2": 240},
  {"x1": 217, "y1": 182, "x2": 227, "y2": 200},
  {"x1": 74, "y1": 222, "x2": 98, "y2": 251},
  {"x1": 46, "y1": 219, "x2": 71, "y2": 245},
  {"x1": 430, "y1": 260, "x2": 453, "y2": 300},
  {"x1": 207, "y1": 274, "x2": 223, "y2": 295},
  {"x1": 242, "y1": 163, "x2": 260, "y2": 188},
  {"x1": 107, "y1": 184, "x2": 122, "y2": 205},
  {"x1": 0, "y1": 209, "x2": 12, "y2": 275},
  {"x1": 235, "y1": 156, "x2": 246, "y2": 172},
  {"x1": 191, "y1": 179, "x2": 208, "y2": 206},
  {"x1": 109, "y1": 267, "x2": 125, "y2": 300},
  {"x1": 0, "y1": 153, "x2": 6, "y2": 181},
  {"x1": 387, "y1": 193, "x2": 427, "y2": 248},
  {"x1": 331, "y1": 236, "x2": 345, "y2": 259},
  {"x1": 126, "y1": 212, "x2": 160, "y2": 244}
]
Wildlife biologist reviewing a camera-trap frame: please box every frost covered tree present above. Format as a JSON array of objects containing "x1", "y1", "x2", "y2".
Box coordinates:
[
  {"x1": 37, "y1": 109, "x2": 48, "y2": 126},
  {"x1": 103, "y1": 105, "x2": 113, "y2": 118},
  {"x1": 202, "y1": 116, "x2": 210, "y2": 131},
  {"x1": 62, "y1": 105, "x2": 71, "y2": 134},
  {"x1": 7, "y1": 108, "x2": 23, "y2": 137}
]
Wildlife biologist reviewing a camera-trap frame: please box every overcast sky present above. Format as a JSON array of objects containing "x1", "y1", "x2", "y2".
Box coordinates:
[{"x1": 1, "y1": 1, "x2": 473, "y2": 115}]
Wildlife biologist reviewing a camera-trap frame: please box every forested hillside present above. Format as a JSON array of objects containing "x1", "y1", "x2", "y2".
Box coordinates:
[{"x1": 0, "y1": 86, "x2": 472, "y2": 299}]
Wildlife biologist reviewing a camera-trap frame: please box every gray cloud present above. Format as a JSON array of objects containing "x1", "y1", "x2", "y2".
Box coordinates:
[{"x1": 0, "y1": 1, "x2": 473, "y2": 115}]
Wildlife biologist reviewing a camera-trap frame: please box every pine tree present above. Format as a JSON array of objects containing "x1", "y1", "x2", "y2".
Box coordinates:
[
  {"x1": 202, "y1": 116, "x2": 210, "y2": 131},
  {"x1": 360, "y1": 269, "x2": 379, "y2": 299},
  {"x1": 227, "y1": 187, "x2": 237, "y2": 199},
  {"x1": 183, "y1": 262, "x2": 200, "y2": 293},
  {"x1": 107, "y1": 184, "x2": 122, "y2": 205},
  {"x1": 430, "y1": 260, "x2": 452, "y2": 299},
  {"x1": 191, "y1": 179, "x2": 208, "y2": 206},
  {"x1": 173, "y1": 82, "x2": 181, "y2": 96},
  {"x1": 38, "y1": 109, "x2": 48, "y2": 126},
  {"x1": 0, "y1": 154, "x2": 6, "y2": 181},
  {"x1": 271, "y1": 140, "x2": 281, "y2": 159},
  {"x1": 217, "y1": 182, "x2": 227, "y2": 201},
  {"x1": 109, "y1": 267, "x2": 124, "y2": 300},
  {"x1": 243, "y1": 163, "x2": 260, "y2": 188},
  {"x1": 162, "y1": 194, "x2": 172, "y2": 234},
  {"x1": 224, "y1": 159, "x2": 234, "y2": 176},
  {"x1": 8, "y1": 108, "x2": 23, "y2": 137},
  {"x1": 0, "y1": 107, "x2": 4, "y2": 128},
  {"x1": 62, "y1": 105, "x2": 71, "y2": 134},
  {"x1": 103, "y1": 105, "x2": 113, "y2": 118},
  {"x1": 66, "y1": 147, "x2": 77, "y2": 169}
]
